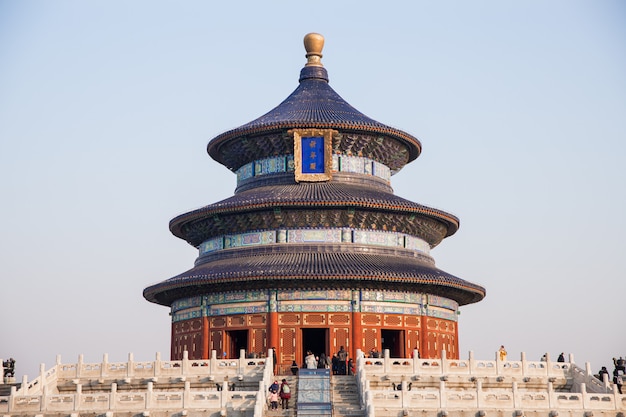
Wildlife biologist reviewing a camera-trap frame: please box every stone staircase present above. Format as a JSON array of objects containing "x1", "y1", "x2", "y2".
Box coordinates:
[
  {"x1": 331, "y1": 375, "x2": 365, "y2": 417},
  {"x1": 266, "y1": 375, "x2": 298, "y2": 417}
]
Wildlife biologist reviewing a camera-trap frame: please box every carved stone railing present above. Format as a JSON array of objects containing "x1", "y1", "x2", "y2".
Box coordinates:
[
  {"x1": 16, "y1": 350, "x2": 266, "y2": 397},
  {"x1": 0, "y1": 350, "x2": 269, "y2": 416},
  {"x1": 361, "y1": 350, "x2": 580, "y2": 379},
  {"x1": 357, "y1": 350, "x2": 626, "y2": 415}
]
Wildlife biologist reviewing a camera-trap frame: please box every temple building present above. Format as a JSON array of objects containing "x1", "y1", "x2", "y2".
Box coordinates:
[{"x1": 143, "y1": 33, "x2": 486, "y2": 368}]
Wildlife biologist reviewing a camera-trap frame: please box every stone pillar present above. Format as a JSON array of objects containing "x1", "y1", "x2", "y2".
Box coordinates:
[
  {"x1": 77, "y1": 354, "x2": 84, "y2": 379},
  {"x1": 267, "y1": 291, "x2": 279, "y2": 370},
  {"x1": 110, "y1": 383, "x2": 117, "y2": 410},
  {"x1": 384, "y1": 349, "x2": 391, "y2": 373},
  {"x1": 476, "y1": 379, "x2": 483, "y2": 409},
  {"x1": 202, "y1": 316, "x2": 210, "y2": 359},
  {"x1": 127, "y1": 352, "x2": 134, "y2": 377},
  {"x1": 102, "y1": 353, "x2": 108, "y2": 378},
  {"x1": 182, "y1": 350, "x2": 189, "y2": 374},
  {"x1": 183, "y1": 381, "x2": 191, "y2": 408},
  {"x1": 580, "y1": 382, "x2": 588, "y2": 409},
  {"x1": 154, "y1": 352, "x2": 161, "y2": 377},
  {"x1": 512, "y1": 381, "x2": 520, "y2": 409},
  {"x1": 210, "y1": 350, "x2": 218, "y2": 374},
  {"x1": 351, "y1": 291, "x2": 363, "y2": 358},
  {"x1": 146, "y1": 381, "x2": 153, "y2": 409},
  {"x1": 439, "y1": 379, "x2": 447, "y2": 409},
  {"x1": 441, "y1": 350, "x2": 448, "y2": 372}
]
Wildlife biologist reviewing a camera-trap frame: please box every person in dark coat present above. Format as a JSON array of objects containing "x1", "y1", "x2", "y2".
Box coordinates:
[
  {"x1": 598, "y1": 366, "x2": 610, "y2": 382},
  {"x1": 337, "y1": 346, "x2": 348, "y2": 375},
  {"x1": 290, "y1": 361, "x2": 299, "y2": 375}
]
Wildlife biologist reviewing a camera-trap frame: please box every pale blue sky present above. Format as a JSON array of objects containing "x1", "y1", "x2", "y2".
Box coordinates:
[{"x1": 1, "y1": 1, "x2": 625, "y2": 380}]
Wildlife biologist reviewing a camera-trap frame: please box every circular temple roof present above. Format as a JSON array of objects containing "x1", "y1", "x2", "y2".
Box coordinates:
[
  {"x1": 143, "y1": 245, "x2": 486, "y2": 307},
  {"x1": 207, "y1": 33, "x2": 422, "y2": 172}
]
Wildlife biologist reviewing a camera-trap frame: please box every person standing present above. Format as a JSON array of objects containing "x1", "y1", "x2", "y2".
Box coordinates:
[
  {"x1": 338, "y1": 346, "x2": 348, "y2": 375},
  {"x1": 268, "y1": 388, "x2": 279, "y2": 410},
  {"x1": 318, "y1": 353, "x2": 329, "y2": 369},
  {"x1": 331, "y1": 354, "x2": 339, "y2": 375},
  {"x1": 557, "y1": 353, "x2": 565, "y2": 362},
  {"x1": 305, "y1": 350, "x2": 317, "y2": 369},
  {"x1": 498, "y1": 345, "x2": 507, "y2": 361},
  {"x1": 271, "y1": 347, "x2": 278, "y2": 373},
  {"x1": 598, "y1": 366, "x2": 610, "y2": 382},
  {"x1": 290, "y1": 361, "x2": 299, "y2": 375},
  {"x1": 279, "y1": 378, "x2": 291, "y2": 409}
]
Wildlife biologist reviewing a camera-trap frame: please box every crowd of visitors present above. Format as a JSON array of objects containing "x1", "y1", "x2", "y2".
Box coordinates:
[{"x1": 297, "y1": 345, "x2": 355, "y2": 375}]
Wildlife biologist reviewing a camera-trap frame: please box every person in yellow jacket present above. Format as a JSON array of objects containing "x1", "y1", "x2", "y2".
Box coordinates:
[{"x1": 498, "y1": 345, "x2": 507, "y2": 361}]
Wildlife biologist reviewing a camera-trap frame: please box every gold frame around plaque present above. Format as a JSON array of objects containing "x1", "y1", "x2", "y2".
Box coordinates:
[{"x1": 291, "y1": 128, "x2": 336, "y2": 183}]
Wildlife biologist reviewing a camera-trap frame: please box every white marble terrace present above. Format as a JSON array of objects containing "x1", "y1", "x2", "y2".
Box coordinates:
[{"x1": 1, "y1": 350, "x2": 624, "y2": 417}]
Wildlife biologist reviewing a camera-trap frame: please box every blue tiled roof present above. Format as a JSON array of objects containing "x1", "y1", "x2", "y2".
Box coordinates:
[
  {"x1": 207, "y1": 65, "x2": 422, "y2": 167},
  {"x1": 143, "y1": 246, "x2": 486, "y2": 307}
]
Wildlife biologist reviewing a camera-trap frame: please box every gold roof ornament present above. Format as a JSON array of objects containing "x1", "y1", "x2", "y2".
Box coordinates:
[{"x1": 304, "y1": 33, "x2": 324, "y2": 67}]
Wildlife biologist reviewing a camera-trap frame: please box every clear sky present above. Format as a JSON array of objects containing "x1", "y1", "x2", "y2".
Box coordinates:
[{"x1": 1, "y1": 1, "x2": 625, "y2": 381}]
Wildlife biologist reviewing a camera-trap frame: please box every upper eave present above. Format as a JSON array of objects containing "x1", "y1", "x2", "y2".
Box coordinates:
[{"x1": 207, "y1": 66, "x2": 422, "y2": 171}]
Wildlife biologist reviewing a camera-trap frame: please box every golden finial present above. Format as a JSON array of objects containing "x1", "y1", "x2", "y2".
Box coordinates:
[{"x1": 304, "y1": 33, "x2": 324, "y2": 67}]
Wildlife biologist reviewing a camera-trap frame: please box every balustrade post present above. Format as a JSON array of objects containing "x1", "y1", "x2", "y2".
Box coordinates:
[
  {"x1": 154, "y1": 352, "x2": 161, "y2": 377},
  {"x1": 8, "y1": 385, "x2": 17, "y2": 411},
  {"x1": 110, "y1": 383, "x2": 117, "y2": 412},
  {"x1": 439, "y1": 379, "x2": 446, "y2": 409},
  {"x1": 210, "y1": 350, "x2": 217, "y2": 374},
  {"x1": 569, "y1": 353, "x2": 575, "y2": 364},
  {"x1": 495, "y1": 350, "x2": 502, "y2": 376},
  {"x1": 547, "y1": 381, "x2": 555, "y2": 408},
  {"x1": 182, "y1": 351, "x2": 189, "y2": 374},
  {"x1": 41, "y1": 385, "x2": 48, "y2": 412},
  {"x1": 521, "y1": 351, "x2": 527, "y2": 377},
  {"x1": 39, "y1": 363, "x2": 46, "y2": 387},
  {"x1": 128, "y1": 352, "x2": 135, "y2": 377},
  {"x1": 239, "y1": 349, "x2": 246, "y2": 374},
  {"x1": 401, "y1": 384, "x2": 407, "y2": 409},
  {"x1": 383, "y1": 349, "x2": 391, "y2": 372},
  {"x1": 220, "y1": 378, "x2": 228, "y2": 408},
  {"x1": 580, "y1": 382, "x2": 588, "y2": 409},
  {"x1": 20, "y1": 375, "x2": 27, "y2": 395},
  {"x1": 468, "y1": 350, "x2": 475, "y2": 376},
  {"x1": 102, "y1": 354, "x2": 108, "y2": 378},
  {"x1": 75, "y1": 384, "x2": 82, "y2": 411},
  {"x1": 183, "y1": 381, "x2": 191, "y2": 409},
  {"x1": 512, "y1": 381, "x2": 520, "y2": 409},
  {"x1": 441, "y1": 350, "x2": 447, "y2": 373},
  {"x1": 413, "y1": 349, "x2": 419, "y2": 375},
  {"x1": 146, "y1": 381, "x2": 153, "y2": 409},
  {"x1": 476, "y1": 379, "x2": 483, "y2": 410},
  {"x1": 77, "y1": 354, "x2": 84, "y2": 378}
]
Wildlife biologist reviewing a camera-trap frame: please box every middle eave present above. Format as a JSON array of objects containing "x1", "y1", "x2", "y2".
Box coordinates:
[{"x1": 169, "y1": 182, "x2": 459, "y2": 245}]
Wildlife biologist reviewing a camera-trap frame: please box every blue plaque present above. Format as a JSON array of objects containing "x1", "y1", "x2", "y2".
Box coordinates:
[{"x1": 301, "y1": 136, "x2": 325, "y2": 173}]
